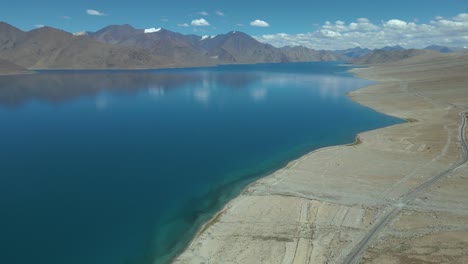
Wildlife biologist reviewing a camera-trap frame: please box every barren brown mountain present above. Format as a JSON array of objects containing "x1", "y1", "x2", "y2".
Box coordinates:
[
  {"x1": 91, "y1": 25, "x2": 215, "y2": 67},
  {"x1": 352, "y1": 49, "x2": 437, "y2": 65},
  {"x1": 0, "y1": 22, "x2": 169, "y2": 70},
  {"x1": 199, "y1": 31, "x2": 287, "y2": 63},
  {"x1": 280, "y1": 45, "x2": 348, "y2": 61},
  {"x1": 0, "y1": 21, "x2": 350, "y2": 72},
  {"x1": 0, "y1": 59, "x2": 30, "y2": 75}
]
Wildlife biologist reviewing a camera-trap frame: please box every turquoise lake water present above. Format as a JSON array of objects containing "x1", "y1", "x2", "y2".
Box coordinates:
[{"x1": 0, "y1": 62, "x2": 402, "y2": 264}]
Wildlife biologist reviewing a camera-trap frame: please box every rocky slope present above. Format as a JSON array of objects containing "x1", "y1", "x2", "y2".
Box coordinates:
[
  {"x1": 334, "y1": 47, "x2": 373, "y2": 58},
  {"x1": 0, "y1": 22, "x2": 347, "y2": 70},
  {"x1": 91, "y1": 26, "x2": 343, "y2": 65},
  {"x1": 90, "y1": 25, "x2": 214, "y2": 67},
  {"x1": 0, "y1": 23, "x2": 169, "y2": 69},
  {"x1": 281, "y1": 46, "x2": 347, "y2": 61},
  {"x1": 0, "y1": 59, "x2": 30, "y2": 74},
  {"x1": 352, "y1": 49, "x2": 437, "y2": 65}
]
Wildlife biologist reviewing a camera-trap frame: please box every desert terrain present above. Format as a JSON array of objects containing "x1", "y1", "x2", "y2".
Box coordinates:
[{"x1": 174, "y1": 51, "x2": 468, "y2": 264}]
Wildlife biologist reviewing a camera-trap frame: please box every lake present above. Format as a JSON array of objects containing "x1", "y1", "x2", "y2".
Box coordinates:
[{"x1": 0, "y1": 62, "x2": 402, "y2": 264}]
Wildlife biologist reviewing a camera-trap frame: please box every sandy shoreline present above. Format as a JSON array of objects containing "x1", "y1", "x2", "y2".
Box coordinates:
[
  {"x1": 184, "y1": 135, "x2": 366, "y2": 253},
  {"x1": 0, "y1": 70, "x2": 35, "y2": 76},
  {"x1": 173, "y1": 51, "x2": 468, "y2": 263}
]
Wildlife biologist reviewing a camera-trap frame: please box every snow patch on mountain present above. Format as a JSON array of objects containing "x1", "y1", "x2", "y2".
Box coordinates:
[{"x1": 144, "y1": 27, "x2": 162, "y2": 33}]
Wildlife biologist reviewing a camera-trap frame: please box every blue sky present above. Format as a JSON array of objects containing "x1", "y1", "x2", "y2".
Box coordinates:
[{"x1": 1, "y1": 0, "x2": 468, "y2": 49}]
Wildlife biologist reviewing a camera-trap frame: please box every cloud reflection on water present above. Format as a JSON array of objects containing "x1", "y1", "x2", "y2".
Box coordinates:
[
  {"x1": 0, "y1": 72, "x2": 198, "y2": 107},
  {"x1": 250, "y1": 87, "x2": 267, "y2": 101},
  {"x1": 0, "y1": 66, "x2": 371, "y2": 108},
  {"x1": 95, "y1": 96, "x2": 109, "y2": 110},
  {"x1": 193, "y1": 88, "x2": 210, "y2": 104},
  {"x1": 148, "y1": 87, "x2": 165, "y2": 97},
  {"x1": 260, "y1": 73, "x2": 371, "y2": 100}
]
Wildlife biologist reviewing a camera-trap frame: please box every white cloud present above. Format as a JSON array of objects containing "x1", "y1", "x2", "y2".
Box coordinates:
[
  {"x1": 384, "y1": 19, "x2": 408, "y2": 29},
  {"x1": 216, "y1": 11, "x2": 224, "y2": 16},
  {"x1": 160, "y1": 18, "x2": 169, "y2": 22},
  {"x1": 34, "y1": 24, "x2": 45, "y2": 28},
  {"x1": 319, "y1": 29, "x2": 342, "y2": 38},
  {"x1": 198, "y1": 11, "x2": 209, "y2": 16},
  {"x1": 255, "y1": 13, "x2": 468, "y2": 50},
  {"x1": 454, "y1": 13, "x2": 468, "y2": 22},
  {"x1": 86, "y1": 9, "x2": 106, "y2": 16},
  {"x1": 250, "y1": 19, "x2": 270, "y2": 27},
  {"x1": 191, "y1": 18, "x2": 210, "y2": 26},
  {"x1": 323, "y1": 18, "x2": 378, "y2": 32},
  {"x1": 177, "y1": 23, "x2": 189, "y2": 27}
]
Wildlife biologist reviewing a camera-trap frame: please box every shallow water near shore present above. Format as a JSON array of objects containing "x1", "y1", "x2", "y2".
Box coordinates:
[{"x1": 0, "y1": 62, "x2": 402, "y2": 264}]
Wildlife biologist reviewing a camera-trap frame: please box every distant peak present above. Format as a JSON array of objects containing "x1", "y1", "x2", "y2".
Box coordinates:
[
  {"x1": 144, "y1": 27, "x2": 162, "y2": 33},
  {"x1": 32, "y1": 26, "x2": 68, "y2": 33},
  {"x1": 120, "y1": 24, "x2": 135, "y2": 29},
  {"x1": 0, "y1": 21, "x2": 13, "y2": 26},
  {"x1": 227, "y1": 30, "x2": 250, "y2": 37},
  {"x1": 379, "y1": 45, "x2": 405, "y2": 51},
  {"x1": 101, "y1": 24, "x2": 136, "y2": 31},
  {"x1": 0, "y1": 21, "x2": 23, "y2": 32}
]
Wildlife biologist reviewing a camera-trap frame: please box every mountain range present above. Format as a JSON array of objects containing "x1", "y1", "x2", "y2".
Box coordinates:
[
  {"x1": 0, "y1": 21, "x2": 457, "y2": 74},
  {"x1": 351, "y1": 49, "x2": 438, "y2": 65},
  {"x1": 423, "y1": 45, "x2": 454, "y2": 53},
  {"x1": 0, "y1": 22, "x2": 345, "y2": 72}
]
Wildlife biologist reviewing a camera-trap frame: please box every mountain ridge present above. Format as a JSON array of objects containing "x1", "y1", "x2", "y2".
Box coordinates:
[
  {"x1": 0, "y1": 21, "x2": 459, "y2": 74},
  {"x1": 0, "y1": 23, "x2": 170, "y2": 70},
  {"x1": 0, "y1": 22, "x2": 349, "y2": 72},
  {"x1": 351, "y1": 49, "x2": 438, "y2": 65}
]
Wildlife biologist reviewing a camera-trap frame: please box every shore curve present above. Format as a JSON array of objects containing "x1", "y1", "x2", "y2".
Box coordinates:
[{"x1": 173, "y1": 51, "x2": 468, "y2": 264}]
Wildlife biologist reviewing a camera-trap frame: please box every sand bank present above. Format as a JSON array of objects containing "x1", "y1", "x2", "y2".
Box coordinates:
[{"x1": 174, "y1": 51, "x2": 468, "y2": 264}]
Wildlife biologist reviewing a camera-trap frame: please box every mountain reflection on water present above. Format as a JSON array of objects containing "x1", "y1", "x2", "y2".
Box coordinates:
[
  {"x1": 0, "y1": 68, "x2": 262, "y2": 106},
  {"x1": 0, "y1": 63, "x2": 363, "y2": 107}
]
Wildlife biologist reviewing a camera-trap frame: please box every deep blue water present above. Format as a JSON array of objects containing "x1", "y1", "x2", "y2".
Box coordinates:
[{"x1": 0, "y1": 62, "x2": 402, "y2": 264}]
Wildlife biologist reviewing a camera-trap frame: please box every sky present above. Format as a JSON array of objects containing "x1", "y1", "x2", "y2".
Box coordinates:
[{"x1": 1, "y1": 0, "x2": 468, "y2": 49}]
